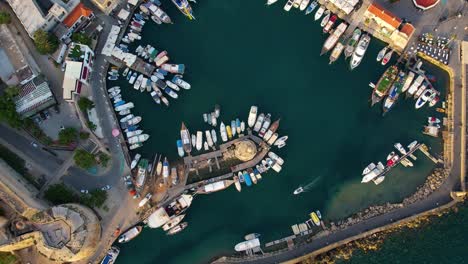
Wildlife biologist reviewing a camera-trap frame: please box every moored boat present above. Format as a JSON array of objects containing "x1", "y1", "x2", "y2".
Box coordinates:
[
  {"x1": 329, "y1": 39, "x2": 345, "y2": 64},
  {"x1": 166, "y1": 222, "x2": 188, "y2": 235},
  {"x1": 376, "y1": 46, "x2": 388, "y2": 62},
  {"x1": 162, "y1": 214, "x2": 185, "y2": 231},
  {"x1": 172, "y1": 75, "x2": 191, "y2": 89},
  {"x1": 100, "y1": 246, "x2": 120, "y2": 264},
  {"x1": 344, "y1": 28, "x2": 361, "y2": 58},
  {"x1": 371, "y1": 65, "x2": 398, "y2": 106},
  {"x1": 299, "y1": 0, "x2": 310, "y2": 10},
  {"x1": 248, "y1": 106, "x2": 258, "y2": 127},
  {"x1": 236, "y1": 118, "x2": 241, "y2": 134},
  {"x1": 233, "y1": 175, "x2": 241, "y2": 192},
  {"x1": 283, "y1": 0, "x2": 294, "y2": 11},
  {"x1": 401, "y1": 71, "x2": 415, "y2": 93},
  {"x1": 196, "y1": 131, "x2": 203, "y2": 151},
  {"x1": 211, "y1": 129, "x2": 218, "y2": 144},
  {"x1": 407, "y1": 75, "x2": 424, "y2": 97},
  {"x1": 135, "y1": 159, "x2": 148, "y2": 188},
  {"x1": 220, "y1": 122, "x2": 228, "y2": 142},
  {"x1": 305, "y1": 0, "x2": 318, "y2": 15},
  {"x1": 226, "y1": 125, "x2": 233, "y2": 139},
  {"x1": 323, "y1": 14, "x2": 337, "y2": 33},
  {"x1": 171, "y1": 0, "x2": 195, "y2": 20},
  {"x1": 314, "y1": 6, "x2": 325, "y2": 21},
  {"x1": 381, "y1": 49, "x2": 393, "y2": 66},
  {"x1": 310, "y1": 212, "x2": 321, "y2": 226},
  {"x1": 253, "y1": 113, "x2": 265, "y2": 132},
  {"x1": 320, "y1": 10, "x2": 331, "y2": 27},
  {"x1": 263, "y1": 118, "x2": 280, "y2": 141},
  {"x1": 258, "y1": 113, "x2": 272, "y2": 137},
  {"x1": 382, "y1": 71, "x2": 406, "y2": 114},
  {"x1": 130, "y1": 154, "x2": 141, "y2": 170},
  {"x1": 243, "y1": 170, "x2": 252, "y2": 186},
  {"x1": 350, "y1": 34, "x2": 371, "y2": 70},
  {"x1": 118, "y1": 226, "x2": 143, "y2": 243},
  {"x1": 267, "y1": 133, "x2": 279, "y2": 145},
  {"x1": 161, "y1": 64, "x2": 185, "y2": 74},
  {"x1": 415, "y1": 89, "x2": 435, "y2": 109},
  {"x1": 177, "y1": 140, "x2": 184, "y2": 157},
  {"x1": 205, "y1": 130, "x2": 214, "y2": 147},
  {"x1": 321, "y1": 22, "x2": 347, "y2": 55}
]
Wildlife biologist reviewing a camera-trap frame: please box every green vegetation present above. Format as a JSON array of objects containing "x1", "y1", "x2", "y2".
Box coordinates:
[
  {"x1": 22, "y1": 118, "x2": 52, "y2": 145},
  {"x1": 0, "y1": 87, "x2": 22, "y2": 128},
  {"x1": 71, "y1": 32, "x2": 92, "y2": 46},
  {"x1": 44, "y1": 183, "x2": 108, "y2": 209},
  {"x1": 0, "y1": 11, "x2": 11, "y2": 24},
  {"x1": 0, "y1": 144, "x2": 41, "y2": 188},
  {"x1": 87, "y1": 121, "x2": 97, "y2": 131},
  {"x1": 33, "y1": 30, "x2": 59, "y2": 55},
  {"x1": 44, "y1": 184, "x2": 76, "y2": 205},
  {"x1": 98, "y1": 152, "x2": 110, "y2": 168},
  {"x1": 74, "y1": 149, "x2": 96, "y2": 169},
  {"x1": 69, "y1": 45, "x2": 83, "y2": 60},
  {"x1": 77, "y1": 97, "x2": 95, "y2": 112},
  {"x1": 0, "y1": 252, "x2": 18, "y2": 264},
  {"x1": 81, "y1": 189, "x2": 108, "y2": 208},
  {"x1": 79, "y1": 131, "x2": 90, "y2": 140},
  {"x1": 58, "y1": 127, "x2": 78, "y2": 145}
]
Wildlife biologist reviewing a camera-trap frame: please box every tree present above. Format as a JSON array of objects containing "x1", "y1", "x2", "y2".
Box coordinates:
[
  {"x1": 58, "y1": 127, "x2": 78, "y2": 145},
  {"x1": 71, "y1": 32, "x2": 91, "y2": 46},
  {"x1": 74, "y1": 149, "x2": 96, "y2": 169},
  {"x1": 80, "y1": 189, "x2": 107, "y2": 208},
  {"x1": 0, "y1": 11, "x2": 11, "y2": 24},
  {"x1": 98, "y1": 152, "x2": 110, "y2": 167},
  {"x1": 44, "y1": 184, "x2": 76, "y2": 205},
  {"x1": 79, "y1": 131, "x2": 90, "y2": 140},
  {"x1": 77, "y1": 97, "x2": 94, "y2": 112},
  {"x1": 0, "y1": 87, "x2": 23, "y2": 128},
  {"x1": 87, "y1": 121, "x2": 97, "y2": 131},
  {"x1": 33, "y1": 30, "x2": 59, "y2": 54}
]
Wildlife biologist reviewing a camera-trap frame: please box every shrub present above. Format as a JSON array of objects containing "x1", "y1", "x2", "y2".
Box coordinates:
[
  {"x1": 80, "y1": 189, "x2": 107, "y2": 208},
  {"x1": 77, "y1": 97, "x2": 94, "y2": 111},
  {"x1": 98, "y1": 152, "x2": 110, "y2": 167},
  {"x1": 44, "y1": 184, "x2": 77, "y2": 205},
  {"x1": 73, "y1": 149, "x2": 96, "y2": 169},
  {"x1": 79, "y1": 131, "x2": 90, "y2": 140},
  {"x1": 0, "y1": 11, "x2": 11, "y2": 24},
  {"x1": 58, "y1": 127, "x2": 78, "y2": 145},
  {"x1": 33, "y1": 30, "x2": 59, "y2": 54},
  {"x1": 71, "y1": 32, "x2": 92, "y2": 46}
]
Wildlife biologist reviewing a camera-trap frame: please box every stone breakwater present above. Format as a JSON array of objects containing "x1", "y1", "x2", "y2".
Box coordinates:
[{"x1": 326, "y1": 168, "x2": 449, "y2": 232}]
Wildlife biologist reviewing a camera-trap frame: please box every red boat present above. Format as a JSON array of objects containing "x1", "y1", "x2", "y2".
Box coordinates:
[
  {"x1": 386, "y1": 152, "x2": 399, "y2": 167},
  {"x1": 323, "y1": 15, "x2": 337, "y2": 34}
]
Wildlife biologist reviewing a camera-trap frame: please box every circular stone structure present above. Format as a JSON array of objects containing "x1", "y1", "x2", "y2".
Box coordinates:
[
  {"x1": 234, "y1": 140, "x2": 257, "y2": 162},
  {"x1": 412, "y1": 0, "x2": 439, "y2": 10}
]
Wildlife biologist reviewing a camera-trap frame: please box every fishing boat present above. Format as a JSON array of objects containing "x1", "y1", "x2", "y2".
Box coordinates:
[
  {"x1": 314, "y1": 6, "x2": 325, "y2": 21},
  {"x1": 323, "y1": 14, "x2": 337, "y2": 33},
  {"x1": 161, "y1": 214, "x2": 186, "y2": 232},
  {"x1": 258, "y1": 113, "x2": 272, "y2": 137},
  {"x1": 283, "y1": 0, "x2": 294, "y2": 11},
  {"x1": 305, "y1": 1, "x2": 318, "y2": 15},
  {"x1": 248, "y1": 106, "x2": 258, "y2": 127},
  {"x1": 236, "y1": 118, "x2": 241, "y2": 134},
  {"x1": 226, "y1": 125, "x2": 233, "y2": 139},
  {"x1": 205, "y1": 130, "x2": 214, "y2": 147},
  {"x1": 171, "y1": 0, "x2": 195, "y2": 20},
  {"x1": 376, "y1": 46, "x2": 388, "y2": 62},
  {"x1": 415, "y1": 89, "x2": 434, "y2": 109},
  {"x1": 350, "y1": 34, "x2": 371, "y2": 70},
  {"x1": 135, "y1": 159, "x2": 148, "y2": 188},
  {"x1": 161, "y1": 64, "x2": 185, "y2": 74},
  {"x1": 310, "y1": 212, "x2": 321, "y2": 226},
  {"x1": 381, "y1": 49, "x2": 393, "y2": 66},
  {"x1": 344, "y1": 28, "x2": 361, "y2": 58},
  {"x1": 371, "y1": 65, "x2": 398, "y2": 106},
  {"x1": 130, "y1": 154, "x2": 141, "y2": 170},
  {"x1": 211, "y1": 129, "x2": 217, "y2": 144},
  {"x1": 253, "y1": 113, "x2": 265, "y2": 132},
  {"x1": 243, "y1": 170, "x2": 252, "y2": 186},
  {"x1": 167, "y1": 222, "x2": 188, "y2": 235},
  {"x1": 382, "y1": 71, "x2": 406, "y2": 114},
  {"x1": 321, "y1": 22, "x2": 347, "y2": 55},
  {"x1": 267, "y1": 133, "x2": 279, "y2": 145},
  {"x1": 176, "y1": 140, "x2": 184, "y2": 157},
  {"x1": 100, "y1": 246, "x2": 120, "y2": 264},
  {"x1": 172, "y1": 75, "x2": 191, "y2": 89},
  {"x1": 320, "y1": 10, "x2": 331, "y2": 27},
  {"x1": 293, "y1": 186, "x2": 304, "y2": 195},
  {"x1": 329, "y1": 39, "x2": 345, "y2": 64},
  {"x1": 129, "y1": 134, "x2": 149, "y2": 144},
  {"x1": 401, "y1": 71, "x2": 415, "y2": 93},
  {"x1": 118, "y1": 226, "x2": 143, "y2": 243},
  {"x1": 299, "y1": 0, "x2": 310, "y2": 10},
  {"x1": 220, "y1": 122, "x2": 228, "y2": 142},
  {"x1": 196, "y1": 131, "x2": 203, "y2": 151},
  {"x1": 362, "y1": 163, "x2": 376, "y2": 175},
  {"x1": 263, "y1": 119, "x2": 280, "y2": 141},
  {"x1": 267, "y1": 0, "x2": 279, "y2": 5},
  {"x1": 407, "y1": 75, "x2": 424, "y2": 97}
]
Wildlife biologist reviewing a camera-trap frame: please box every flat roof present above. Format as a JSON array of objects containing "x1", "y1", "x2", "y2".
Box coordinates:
[{"x1": 64, "y1": 61, "x2": 83, "y2": 79}]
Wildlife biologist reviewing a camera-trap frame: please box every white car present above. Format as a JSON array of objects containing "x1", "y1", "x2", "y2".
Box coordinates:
[{"x1": 101, "y1": 185, "x2": 111, "y2": 191}]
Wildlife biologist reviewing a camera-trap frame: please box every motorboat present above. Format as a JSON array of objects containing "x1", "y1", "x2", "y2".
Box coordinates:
[
  {"x1": 126, "y1": 130, "x2": 143, "y2": 138},
  {"x1": 177, "y1": 140, "x2": 184, "y2": 157},
  {"x1": 350, "y1": 34, "x2": 371, "y2": 70},
  {"x1": 248, "y1": 106, "x2": 258, "y2": 127},
  {"x1": 320, "y1": 10, "x2": 331, "y2": 27},
  {"x1": 299, "y1": 0, "x2": 310, "y2": 11},
  {"x1": 258, "y1": 113, "x2": 272, "y2": 137},
  {"x1": 267, "y1": 0, "x2": 279, "y2": 5},
  {"x1": 314, "y1": 6, "x2": 325, "y2": 21},
  {"x1": 164, "y1": 87, "x2": 178, "y2": 99},
  {"x1": 220, "y1": 122, "x2": 228, "y2": 142},
  {"x1": 211, "y1": 129, "x2": 217, "y2": 144},
  {"x1": 130, "y1": 154, "x2": 141, "y2": 170},
  {"x1": 268, "y1": 151, "x2": 284, "y2": 165},
  {"x1": 381, "y1": 49, "x2": 393, "y2": 66},
  {"x1": 166, "y1": 80, "x2": 180, "y2": 91},
  {"x1": 161, "y1": 64, "x2": 185, "y2": 74},
  {"x1": 376, "y1": 46, "x2": 387, "y2": 62},
  {"x1": 172, "y1": 75, "x2": 191, "y2": 89},
  {"x1": 274, "y1": 135, "x2": 288, "y2": 146},
  {"x1": 428, "y1": 117, "x2": 441, "y2": 124},
  {"x1": 253, "y1": 113, "x2": 265, "y2": 132},
  {"x1": 283, "y1": 0, "x2": 294, "y2": 11},
  {"x1": 236, "y1": 118, "x2": 241, "y2": 134},
  {"x1": 293, "y1": 186, "x2": 304, "y2": 195},
  {"x1": 162, "y1": 215, "x2": 185, "y2": 231},
  {"x1": 118, "y1": 226, "x2": 143, "y2": 243},
  {"x1": 305, "y1": 1, "x2": 318, "y2": 15},
  {"x1": 415, "y1": 89, "x2": 434, "y2": 109},
  {"x1": 166, "y1": 222, "x2": 188, "y2": 235},
  {"x1": 362, "y1": 163, "x2": 376, "y2": 175}
]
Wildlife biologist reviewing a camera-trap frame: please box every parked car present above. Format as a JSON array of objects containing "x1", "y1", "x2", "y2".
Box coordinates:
[
  {"x1": 30, "y1": 142, "x2": 38, "y2": 148},
  {"x1": 43, "y1": 110, "x2": 51, "y2": 119},
  {"x1": 80, "y1": 189, "x2": 89, "y2": 194},
  {"x1": 101, "y1": 185, "x2": 111, "y2": 191}
]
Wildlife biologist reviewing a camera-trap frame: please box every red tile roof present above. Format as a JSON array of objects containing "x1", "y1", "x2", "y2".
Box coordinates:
[
  {"x1": 400, "y1": 23, "x2": 415, "y2": 37},
  {"x1": 367, "y1": 3, "x2": 402, "y2": 29},
  {"x1": 413, "y1": 0, "x2": 440, "y2": 9},
  {"x1": 63, "y1": 3, "x2": 93, "y2": 28}
]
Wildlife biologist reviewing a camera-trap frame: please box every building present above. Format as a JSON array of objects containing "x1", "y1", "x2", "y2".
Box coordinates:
[
  {"x1": 90, "y1": 0, "x2": 120, "y2": 14},
  {"x1": 413, "y1": 0, "x2": 440, "y2": 10},
  {"x1": 0, "y1": 25, "x2": 37, "y2": 86},
  {"x1": 326, "y1": 0, "x2": 360, "y2": 16},
  {"x1": 6, "y1": 0, "x2": 80, "y2": 38},
  {"x1": 15, "y1": 76, "x2": 57, "y2": 118},
  {"x1": 362, "y1": 3, "x2": 415, "y2": 52},
  {"x1": 56, "y1": 2, "x2": 94, "y2": 41},
  {"x1": 62, "y1": 43, "x2": 94, "y2": 102}
]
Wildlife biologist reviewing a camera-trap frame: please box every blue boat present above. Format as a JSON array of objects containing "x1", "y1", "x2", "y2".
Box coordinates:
[
  {"x1": 176, "y1": 140, "x2": 185, "y2": 157},
  {"x1": 236, "y1": 118, "x2": 241, "y2": 128},
  {"x1": 157, "y1": 68, "x2": 168, "y2": 76},
  {"x1": 171, "y1": 0, "x2": 195, "y2": 20},
  {"x1": 134, "y1": 13, "x2": 144, "y2": 20},
  {"x1": 382, "y1": 71, "x2": 405, "y2": 115},
  {"x1": 126, "y1": 125, "x2": 138, "y2": 132},
  {"x1": 243, "y1": 171, "x2": 252, "y2": 186},
  {"x1": 114, "y1": 101, "x2": 125, "y2": 107},
  {"x1": 151, "y1": 0, "x2": 162, "y2": 6},
  {"x1": 305, "y1": 1, "x2": 318, "y2": 15}
]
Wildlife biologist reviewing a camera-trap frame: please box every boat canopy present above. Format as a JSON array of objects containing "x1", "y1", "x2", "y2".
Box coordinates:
[
  {"x1": 147, "y1": 207, "x2": 170, "y2": 228},
  {"x1": 235, "y1": 238, "x2": 260, "y2": 251},
  {"x1": 204, "y1": 181, "x2": 226, "y2": 193}
]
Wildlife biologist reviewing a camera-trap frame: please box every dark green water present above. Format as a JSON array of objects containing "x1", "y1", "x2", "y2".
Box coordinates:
[{"x1": 113, "y1": 1, "x2": 448, "y2": 263}]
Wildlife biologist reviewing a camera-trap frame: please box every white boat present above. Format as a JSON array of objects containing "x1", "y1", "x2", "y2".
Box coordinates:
[
  {"x1": 381, "y1": 50, "x2": 393, "y2": 66},
  {"x1": 205, "y1": 130, "x2": 214, "y2": 147},
  {"x1": 127, "y1": 116, "x2": 142, "y2": 126},
  {"x1": 130, "y1": 154, "x2": 141, "y2": 170},
  {"x1": 394, "y1": 143, "x2": 407, "y2": 155},
  {"x1": 211, "y1": 113, "x2": 217, "y2": 127},
  {"x1": 101, "y1": 246, "x2": 120, "y2": 264},
  {"x1": 120, "y1": 114, "x2": 134, "y2": 123},
  {"x1": 211, "y1": 129, "x2": 218, "y2": 144},
  {"x1": 196, "y1": 131, "x2": 203, "y2": 151},
  {"x1": 198, "y1": 180, "x2": 233, "y2": 194},
  {"x1": 108, "y1": 86, "x2": 120, "y2": 93},
  {"x1": 155, "y1": 55, "x2": 169, "y2": 67},
  {"x1": 162, "y1": 215, "x2": 185, "y2": 231},
  {"x1": 293, "y1": 0, "x2": 302, "y2": 8},
  {"x1": 233, "y1": 175, "x2": 241, "y2": 192},
  {"x1": 314, "y1": 6, "x2": 325, "y2": 21},
  {"x1": 271, "y1": 163, "x2": 282, "y2": 173},
  {"x1": 293, "y1": 186, "x2": 304, "y2": 195},
  {"x1": 428, "y1": 117, "x2": 441, "y2": 124},
  {"x1": 415, "y1": 89, "x2": 434, "y2": 109},
  {"x1": 248, "y1": 106, "x2": 258, "y2": 127},
  {"x1": 214, "y1": 105, "x2": 221, "y2": 118},
  {"x1": 401, "y1": 71, "x2": 415, "y2": 93},
  {"x1": 236, "y1": 119, "x2": 241, "y2": 134},
  {"x1": 305, "y1": 1, "x2": 318, "y2": 15},
  {"x1": 172, "y1": 75, "x2": 191, "y2": 89},
  {"x1": 240, "y1": 121, "x2": 245, "y2": 132},
  {"x1": 164, "y1": 87, "x2": 178, "y2": 99},
  {"x1": 268, "y1": 151, "x2": 284, "y2": 165},
  {"x1": 138, "y1": 193, "x2": 152, "y2": 207},
  {"x1": 166, "y1": 80, "x2": 180, "y2": 91},
  {"x1": 235, "y1": 238, "x2": 260, "y2": 252},
  {"x1": 129, "y1": 143, "x2": 142, "y2": 150},
  {"x1": 129, "y1": 134, "x2": 149, "y2": 144},
  {"x1": 231, "y1": 120, "x2": 237, "y2": 137},
  {"x1": 161, "y1": 64, "x2": 185, "y2": 74},
  {"x1": 118, "y1": 109, "x2": 131, "y2": 116},
  {"x1": 361, "y1": 162, "x2": 384, "y2": 183},
  {"x1": 122, "y1": 68, "x2": 129, "y2": 77},
  {"x1": 166, "y1": 222, "x2": 188, "y2": 235},
  {"x1": 118, "y1": 226, "x2": 143, "y2": 243},
  {"x1": 274, "y1": 135, "x2": 288, "y2": 146},
  {"x1": 407, "y1": 75, "x2": 424, "y2": 96},
  {"x1": 140, "y1": 77, "x2": 148, "y2": 92},
  {"x1": 414, "y1": 83, "x2": 427, "y2": 99},
  {"x1": 267, "y1": 133, "x2": 279, "y2": 145},
  {"x1": 258, "y1": 113, "x2": 271, "y2": 137},
  {"x1": 362, "y1": 162, "x2": 376, "y2": 175},
  {"x1": 115, "y1": 102, "x2": 134, "y2": 112},
  {"x1": 203, "y1": 113, "x2": 208, "y2": 122},
  {"x1": 350, "y1": 34, "x2": 371, "y2": 70},
  {"x1": 129, "y1": 72, "x2": 137, "y2": 84},
  {"x1": 284, "y1": 0, "x2": 294, "y2": 11},
  {"x1": 220, "y1": 122, "x2": 228, "y2": 142},
  {"x1": 376, "y1": 46, "x2": 387, "y2": 62},
  {"x1": 320, "y1": 22, "x2": 347, "y2": 55},
  {"x1": 249, "y1": 169, "x2": 257, "y2": 184},
  {"x1": 320, "y1": 10, "x2": 331, "y2": 27},
  {"x1": 133, "y1": 74, "x2": 144, "y2": 90},
  {"x1": 299, "y1": 0, "x2": 310, "y2": 11},
  {"x1": 126, "y1": 130, "x2": 143, "y2": 138},
  {"x1": 267, "y1": 0, "x2": 278, "y2": 5},
  {"x1": 253, "y1": 113, "x2": 264, "y2": 132},
  {"x1": 204, "y1": 141, "x2": 209, "y2": 150},
  {"x1": 373, "y1": 175, "x2": 385, "y2": 185},
  {"x1": 150, "y1": 91, "x2": 161, "y2": 104},
  {"x1": 191, "y1": 134, "x2": 196, "y2": 148}
]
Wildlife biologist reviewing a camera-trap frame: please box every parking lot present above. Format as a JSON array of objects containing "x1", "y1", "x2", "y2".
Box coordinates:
[{"x1": 36, "y1": 103, "x2": 82, "y2": 140}]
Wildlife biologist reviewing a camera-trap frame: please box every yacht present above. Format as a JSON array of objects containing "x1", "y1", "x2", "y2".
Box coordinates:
[{"x1": 350, "y1": 34, "x2": 371, "y2": 70}]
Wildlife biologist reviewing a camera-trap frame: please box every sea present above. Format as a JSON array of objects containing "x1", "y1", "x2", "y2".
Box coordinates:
[{"x1": 111, "y1": 1, "x2": 452, "y2": 263}]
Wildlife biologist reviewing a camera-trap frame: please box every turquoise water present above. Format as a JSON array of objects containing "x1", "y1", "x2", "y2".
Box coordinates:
[{"x1": 112, "y1": 1, "x2": 448, "y2": 263}]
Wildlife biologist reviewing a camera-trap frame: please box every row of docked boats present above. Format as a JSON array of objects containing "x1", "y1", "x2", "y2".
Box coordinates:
[
  {"x1": 370, "y1": 64, "x2": 440, "y2": 114},
  {"x1": 275, "y1": 0, "x2": 318, "y2": 13},
  {"x1": 202, "y1": 104, "x2": 221, "y2": 127},
  {"x1": 146, "y1": 193, "x2": 194, "y2": 235},
  {"x1": 122, "y1": 12, "x2": 147, "y2": 44},
  {"x1": 423, "y1": 116, "x2": 441, "y2": 137},
  {"x1": 361, "y1": 141, "x2": 419, "y2": 185},
  {"x1": 108, "y1": 86, "x2": 149, "y2": 150},
  {"x1": 248, "y1": 106, "x2": 288, "y2": 148}
]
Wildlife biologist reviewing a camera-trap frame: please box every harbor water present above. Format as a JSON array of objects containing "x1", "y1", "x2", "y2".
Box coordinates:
[{"x1": 113, "y1": 1, "x2": 448, "y2": 263}]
